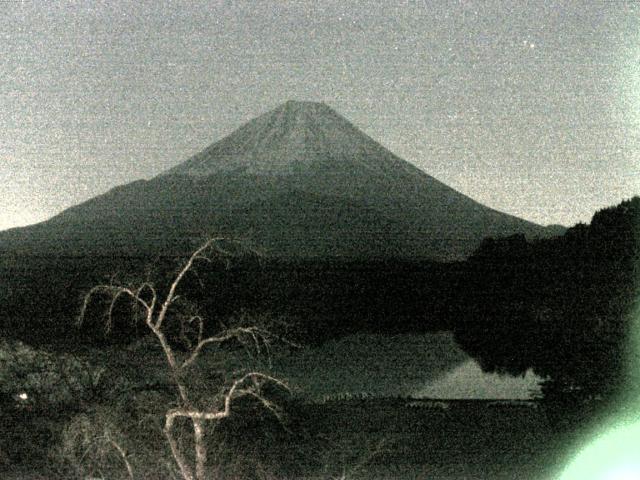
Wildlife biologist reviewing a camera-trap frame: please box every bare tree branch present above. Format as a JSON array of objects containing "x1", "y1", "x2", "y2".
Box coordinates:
[
  {"x1": 181, "y1": 326, "x2": 269, "y2": 370},
  {"x1": 78, "y1": 284, "x2": 154, "y2": 333},
  {"x1": 165, "y1": 372, "x2": 289, "y2": 424},
  {"x1": 106, "y1": 435, "x2": 134, "y2": 480},
  {"x1": 164, "y1": 414, "x2": 195, "y2": 480},
  {"x1": 155, "y1": 238, "x2": 224, "y2": 330},
  {"x1": 79, "y1": 238, "x2": 290, "y2": 480}
]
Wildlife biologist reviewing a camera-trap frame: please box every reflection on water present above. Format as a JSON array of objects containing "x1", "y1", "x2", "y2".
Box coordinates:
[
  {"x1": 413, "y1": 359, "x2": 542, "y2": 400},
  {"x1": 272, "y1": 332, "x2": 467, "y2": 399},
  {"x1": 271, "y1": 332, "x2": 541, "y2": 400}
]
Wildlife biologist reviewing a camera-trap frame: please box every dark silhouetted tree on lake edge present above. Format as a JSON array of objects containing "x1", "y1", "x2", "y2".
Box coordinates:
[{"x1": 453, "y1": 197, "x2": 639, "y2": 420}]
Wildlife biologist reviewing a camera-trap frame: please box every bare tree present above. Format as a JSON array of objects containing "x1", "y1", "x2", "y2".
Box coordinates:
[{"x1": 78, "y1": 238, "x2": 289, "y2": 480}]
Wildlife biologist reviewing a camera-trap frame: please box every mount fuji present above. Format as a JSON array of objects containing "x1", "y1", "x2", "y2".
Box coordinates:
[{"x1": 0, "y1": 101, "x2": 560, "y2": 260}]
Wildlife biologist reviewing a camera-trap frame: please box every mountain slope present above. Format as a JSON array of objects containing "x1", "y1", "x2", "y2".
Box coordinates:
[{"x1": 0, "y1": 101, "x2": 561, "y2": 260}]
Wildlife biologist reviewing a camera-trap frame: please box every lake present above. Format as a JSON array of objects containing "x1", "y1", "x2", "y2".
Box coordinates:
[{"x1": 270, "y1": 332, "x2": 543, "y2": 401}]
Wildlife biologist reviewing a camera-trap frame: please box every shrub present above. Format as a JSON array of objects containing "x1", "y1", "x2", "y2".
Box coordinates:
[{"x1": 0, "y1": 339, "x2": 103, "y2": 412}]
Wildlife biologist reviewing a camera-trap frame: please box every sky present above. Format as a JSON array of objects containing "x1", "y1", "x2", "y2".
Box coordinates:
[{"x1": 0, "y1": 0, "x2": 638, "y2": 231}]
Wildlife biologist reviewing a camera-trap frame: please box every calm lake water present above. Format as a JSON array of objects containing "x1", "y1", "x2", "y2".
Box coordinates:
[{"x1": 271, "y1": 332, "x2": 543, "y2": 400}]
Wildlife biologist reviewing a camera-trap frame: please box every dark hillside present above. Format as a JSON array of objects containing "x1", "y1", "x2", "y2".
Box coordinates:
[{"x1": 453, "y1": 197, "x2": 640, "y2": 413}]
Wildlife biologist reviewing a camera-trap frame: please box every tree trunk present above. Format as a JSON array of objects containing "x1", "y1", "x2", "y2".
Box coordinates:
[
  {"x1": 193, "y1": 419, "x2": 208, "y2": 480},
  {"x1": 165, "y1": 415, "x2": 195, "y2": 480}
]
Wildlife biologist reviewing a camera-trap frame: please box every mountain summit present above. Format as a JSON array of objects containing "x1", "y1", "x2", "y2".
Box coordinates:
[
  {"x1": 165, "y1": 100, "x2": 417, "y2": 179},
  {"x1": 0, "y1": 101, "x2": 560, "y2": 259}
]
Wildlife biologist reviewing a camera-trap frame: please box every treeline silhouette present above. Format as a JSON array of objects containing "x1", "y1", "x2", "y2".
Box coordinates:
[
  {"x1": 454, "y1": 197, "x2": 639, "y2": 409},
  {"x1": 0, "y1": 253, "x2": 458, "y2": 345}
]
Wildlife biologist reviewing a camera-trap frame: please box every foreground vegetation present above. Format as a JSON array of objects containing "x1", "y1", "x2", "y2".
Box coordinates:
[{"x1": 2, "y1": 337, "x2": 580, "y2": 480}]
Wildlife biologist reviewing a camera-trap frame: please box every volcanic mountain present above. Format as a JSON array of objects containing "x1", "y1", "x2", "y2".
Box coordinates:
[{"x1": 0, "y1": 101, "x2": 561, "y2": 260}]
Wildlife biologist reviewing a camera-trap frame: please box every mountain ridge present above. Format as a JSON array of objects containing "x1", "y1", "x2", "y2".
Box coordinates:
[
  {"x1": 0, "y1": 100, "x2": 563, "y2": 260},
  {"x1": 164, "y1": 100, "x2": 426, "y2": 180}
]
